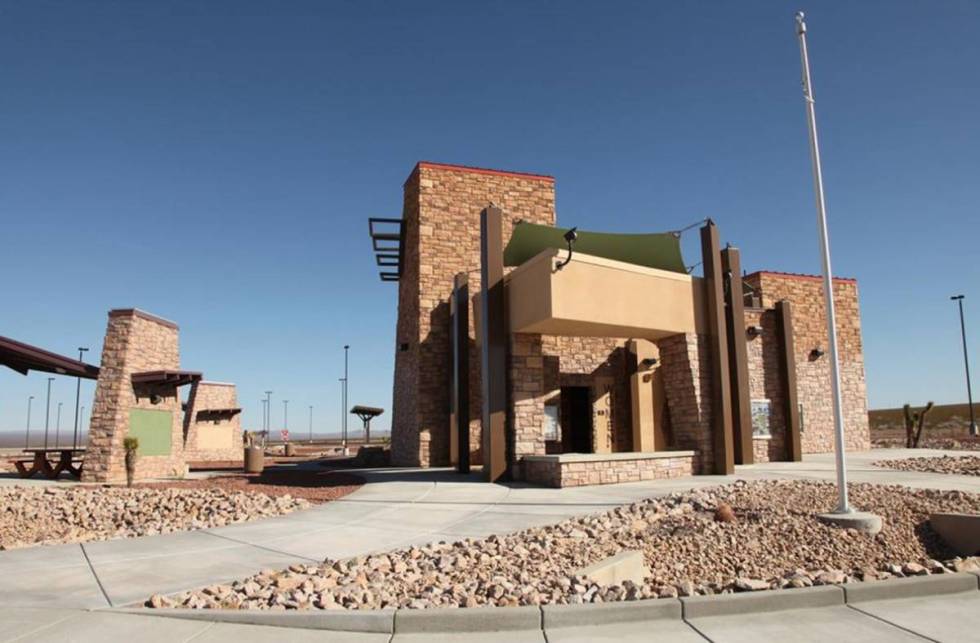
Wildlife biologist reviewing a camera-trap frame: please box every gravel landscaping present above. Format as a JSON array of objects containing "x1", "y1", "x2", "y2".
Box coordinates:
[
  {"x1": 138, "y1": 469, "x2": 364, "y2": 503},
  {"x1": 874, "y1": 455, "x2": 980, "y2": 477},
  {"x1": 148, "y1": 479, "x2": 980, "y2": 611},
  {"x1": 0, "y1": 486, "x2": 312, "y2": 550}
]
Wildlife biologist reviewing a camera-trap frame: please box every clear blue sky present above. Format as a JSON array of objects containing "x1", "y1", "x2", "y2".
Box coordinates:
[{"x1": 2, "y1": 1, "x2": 978, "y2": 436}]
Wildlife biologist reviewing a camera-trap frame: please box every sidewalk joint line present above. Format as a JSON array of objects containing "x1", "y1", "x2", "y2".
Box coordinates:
[
  {"x1": 80, "y1": 543, "x2": 114, "y2": 608},
  {"x1": 199, "y1": 531, "x2": 321, "y2": 562},
  {"x1": 845, "y1": 604, "x2": 940, "y2": 642}
]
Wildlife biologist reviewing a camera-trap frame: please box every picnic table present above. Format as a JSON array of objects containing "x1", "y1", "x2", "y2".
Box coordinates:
[{"x1": 12, "y1": 448, "x2": 85, "y2": 479}]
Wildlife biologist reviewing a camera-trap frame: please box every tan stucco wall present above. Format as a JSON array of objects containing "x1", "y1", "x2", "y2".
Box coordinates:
[{"x1": 507, "y1": 249, "x2": 706, "y2": 339}]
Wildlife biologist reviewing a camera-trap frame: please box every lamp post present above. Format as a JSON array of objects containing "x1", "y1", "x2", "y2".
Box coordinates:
[
  {"x1": 283, "y1": 399, "x2": 289, "y2": 433},
  {"x1": 308, "y1": 405, "x2": 313, "y2": 443},
  {"x1": 73, "y1": 347, "x2": 89, "y2": 450},
  {"x1": 264, "y1": 390, "x2": 273, "y2": 436},
  {"x1": 339, "y1": 377, "x2": 347, "y2": 455},
  {"x1": 343, "y1": 345, "x2": 350, "y2": 453},
  {"x1": 25, "y1": 395, "x2": 34, "y2": 449},
  {"x1": 44, "y1": 377, "x2": 54, "y2": 450},
  {"x1": 55, "y1": 402, "x2": 63, "y2": 448},
  {"x1": 795, "y1": 14, "x2": 879, "y2": 534},
  {"x1": 951, "y1": 295, "x2": 977, "y2": 436},
  {"x1": 80, "y1": 406, "x2": 85, "y2": 438}
]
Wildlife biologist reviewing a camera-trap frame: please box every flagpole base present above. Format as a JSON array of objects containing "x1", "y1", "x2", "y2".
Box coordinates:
[{"x1": 817, "y1": 510, "x2": 883, "y2": 535}]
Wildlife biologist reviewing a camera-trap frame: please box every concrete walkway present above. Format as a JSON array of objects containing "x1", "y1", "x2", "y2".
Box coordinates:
[{"x1": 0, "y1": 448, "x2": 977, "y2": 633}]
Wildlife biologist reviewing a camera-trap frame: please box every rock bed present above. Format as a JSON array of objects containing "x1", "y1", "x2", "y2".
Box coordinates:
[
  {"x1": 0, "y1": 486, "x2": 311, "y2": 550},
  {"x1": 874, "y1": 455, "x2": 980, "y2": 477},
  {"x1": 138, "y1": 469, "x2": 364, "y2": 504},
  {"x1": 149, "y1": 480, "x2": 980, "y2": 611}
]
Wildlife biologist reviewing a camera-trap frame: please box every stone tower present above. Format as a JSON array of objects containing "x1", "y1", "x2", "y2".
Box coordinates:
[{"x1": 390, "y1": 162, "x2": 556, "y2": 467}]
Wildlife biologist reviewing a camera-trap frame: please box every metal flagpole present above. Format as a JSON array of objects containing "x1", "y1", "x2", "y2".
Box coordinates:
[{"x1": 796, "y1": 11, "x2": 850, "y2": 514}]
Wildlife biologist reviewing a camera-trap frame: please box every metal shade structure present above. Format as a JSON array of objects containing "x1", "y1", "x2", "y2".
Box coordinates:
[
  {"x1": 368, "y1": 218, "x2": 405, "y2": 281},
  {"x1": 131, "y1": 370, "x2": 203, "y2": 388},
  {"x1": 503, "y1": 222, "x2": 687, "y2": 274},
  {"x1": 0, "y1": 335, "x2": 100, "y2": 379},
  {"x1": 350, "y1": 405, "x2": 383, "y2": 444}
]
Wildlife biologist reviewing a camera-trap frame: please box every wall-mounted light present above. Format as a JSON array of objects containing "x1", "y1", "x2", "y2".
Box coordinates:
[
  {"x1": 810, "y1": 346, "x2": 825, "y2": 360},
  {"x1": 150, "y1": 394, "x2": 163, "y2": 405},
  {"x1": 746, "y1": 325, "x2": 762, "y2": 338},
  {"x1": 640, "y1": 357, "x2": 659, "y2": 368},
  {"x1": 555, "y1": 227, "x2": 578, "y2": 271}
]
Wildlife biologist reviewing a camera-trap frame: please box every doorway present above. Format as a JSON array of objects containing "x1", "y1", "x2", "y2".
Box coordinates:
[{"x1": 560, "y1": 386, "x2": 592, "y2": 454}]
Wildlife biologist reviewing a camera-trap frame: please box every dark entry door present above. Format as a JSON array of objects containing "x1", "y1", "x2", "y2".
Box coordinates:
[{"x1": 561, "y1": 386, "x2": 592, "y2": 454}]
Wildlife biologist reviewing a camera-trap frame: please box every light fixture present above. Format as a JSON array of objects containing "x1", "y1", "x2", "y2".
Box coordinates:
[
  {"x1": 810, "y1": 347, "x2": 825, "y2": 360},
  {"x1": 747, "y1": 325, "x2": 762, "y2": 338},
  {"x1": 555, "y1": 227, "x2": 578, "y2": 271},
  {"x1": 640, "y1": 357, "x2": 658, "y2": 368}
]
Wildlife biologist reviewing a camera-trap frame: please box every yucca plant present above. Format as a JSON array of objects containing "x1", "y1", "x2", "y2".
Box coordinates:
[{"x1": 123, "y1": 436, "x2": 139, "y2": 487}]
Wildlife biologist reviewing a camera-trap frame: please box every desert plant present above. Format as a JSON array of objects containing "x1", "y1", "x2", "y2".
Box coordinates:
[
  {"x1": 123, "y1": 436, "x2": 139, "y2": 487},
  {"x1": 904, "y1": 401, "x2": 935, "y2": 448}
]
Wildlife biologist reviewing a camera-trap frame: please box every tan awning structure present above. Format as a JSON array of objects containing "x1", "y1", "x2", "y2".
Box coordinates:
[
  {"x1": 503, "y1": 222, "x2": 686, "y2": 274},
  {"x1": 506, "y1": 249, "x2": 705, "y2": 340}
]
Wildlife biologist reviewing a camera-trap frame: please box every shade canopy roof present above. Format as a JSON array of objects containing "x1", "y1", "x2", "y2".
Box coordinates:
[
  {"x1": 350, "y1": 405, "x2": 384, "y2": 419},
  {"x1": 503, "y1": 222, "x2": 686, "y2": 274},
  {"x1": 0, "y1": 335, "x2": 100, "y2": 379},
  {"x1": 132, "y1": 370, "x2": 203, "y2": 388}
]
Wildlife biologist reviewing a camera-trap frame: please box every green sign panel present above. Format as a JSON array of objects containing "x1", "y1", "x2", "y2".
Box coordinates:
[{"x1": 129, "y1": 408, "x2": 173, "y2": 457}]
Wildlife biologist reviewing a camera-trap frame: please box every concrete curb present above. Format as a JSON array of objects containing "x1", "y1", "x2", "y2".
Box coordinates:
[
  {"x1": 542, "y1": 598, "x2": 680, "y2": 628},
  {"x1": 842, "y1": 572, "x2": 979, "y2": 603},
  {"x1": 113, "y1": 573, "x2": 980, "y2": 634},
  {"x1": 110, "y1": 607, "x2": 396, "y2": 633},
  {"x1": 394, "y1": 605, "x2": 541, "y2": 634},
  {"x1": 681, "y1": 585, "x2": 843, "y2": 618}
]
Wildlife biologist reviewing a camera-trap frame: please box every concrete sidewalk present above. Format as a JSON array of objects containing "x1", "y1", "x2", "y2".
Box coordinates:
[{"x1": 0, "y1": 448, "x2": 976, "y2": 614}]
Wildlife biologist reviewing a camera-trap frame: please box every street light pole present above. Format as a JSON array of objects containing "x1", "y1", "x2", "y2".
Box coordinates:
[
  {"x1": 264, "y1": 390, "x2": 273, "y2": 436},
  {"x1": 343, "y1": 345, "x2": 350, "y2": 452},
  {"x1": 951, "y1": 295, "x2": 977, "y2": 436},
  {"x1": 44, "y1": 377, "x2": 54, "y2": 450},
  {"x1": 73, "y1": 347, "x2": 89, "y2": 451},
  {"x1": 796, "y1": 12, "x2": 851, "y2": 515},
  {"x1": 309, "y1": 405, "x2": 313, "y2": 443},
  {"x1": 25, "y1": 396, "x2": 34, "y2": 449},
  {"x1": 55, "y1": 402, "x2": 63, "y2": 448},
  {"x1": 339, "y1": 377, "x2": 346, "y2": 455},
  {"x1": 283, "y1": 399, "x2": 289, "y2": 433}
]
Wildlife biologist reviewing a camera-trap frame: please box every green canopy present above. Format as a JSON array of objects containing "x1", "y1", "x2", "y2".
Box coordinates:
[{"x1": 503, "y1": 222, "x2": 686, "y2": 274}]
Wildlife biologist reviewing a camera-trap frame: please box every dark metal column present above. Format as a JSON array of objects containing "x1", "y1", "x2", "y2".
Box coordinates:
[
  {"x1": 722, "y1": 246, "x2": 753, "y2": 464},
  {"x1": 480, "y1": 206, "x2": 508, "y2": 482},
  {"x1": 450, "y1": 272, "x2": 471, "y2": 473},
  {"x1": 700, "y1": 221, "x2": 734, "y2": 475},
  {"x1": 776, "y1": 300, "x2": 803, "y2": 461}
]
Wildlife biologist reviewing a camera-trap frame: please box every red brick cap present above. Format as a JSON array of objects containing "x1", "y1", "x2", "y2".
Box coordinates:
[
  {"x1": 745, "y1": 270, "x2": 857, "y2": 285},
  {"x1": 406, "y1": 161, "x2": 555, "y2": 186}
]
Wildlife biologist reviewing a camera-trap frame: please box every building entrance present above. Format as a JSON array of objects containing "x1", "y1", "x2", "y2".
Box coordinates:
[{"x1": 560, "y1": 386, "x2": 592, "y2": 454}]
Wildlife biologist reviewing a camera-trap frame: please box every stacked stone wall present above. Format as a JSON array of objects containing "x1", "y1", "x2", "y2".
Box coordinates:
[
  {"x1": 523, "y1": 454, "x2": 695, "y2": 488},
  {"x1": 182, "y1": 382, "x2": 242, "y2": 464},
  {"x1": 83, "y1": 309, "x2": 187, "y2": 483},
  {"x1": 390, "y1": 163, "x2": 555, "y2": 467},
  {"x1": 744, "y1": 272, "x2": 870, "y2": 454},
  {"x1": 658, "y1": 333, "x2": 714, "y2": 474},
  {"x1": 744, "y1": 308, "x2": 787, "y2": 462}
]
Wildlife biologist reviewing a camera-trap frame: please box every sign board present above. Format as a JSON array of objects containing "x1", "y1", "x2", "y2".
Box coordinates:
[
  {"x1": 750, "y1": 399, "x2": 772, "y2": 437},
  {"x1": 280, "y1": 429, "x2": 290, "y2": 442}
]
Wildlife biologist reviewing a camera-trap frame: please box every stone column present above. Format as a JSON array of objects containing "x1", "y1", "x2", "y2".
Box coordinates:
[{"x1": 82, "y1": 309, "x2": 186, "y2": 483}]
